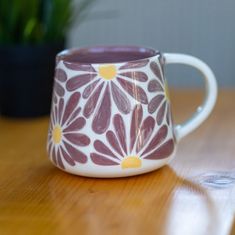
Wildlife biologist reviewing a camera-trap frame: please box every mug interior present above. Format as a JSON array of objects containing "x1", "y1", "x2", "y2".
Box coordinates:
[{"x1": 57, "y1": 46, "x2": 159, "y2": 64}]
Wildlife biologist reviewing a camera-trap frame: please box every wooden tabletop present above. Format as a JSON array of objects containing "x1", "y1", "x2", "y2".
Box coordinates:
[{"x1": 0, "y1": 90, "x2": 234, "y2": 235}]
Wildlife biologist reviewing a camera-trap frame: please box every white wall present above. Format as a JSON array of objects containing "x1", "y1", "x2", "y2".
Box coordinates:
[{"x1": 68, "y1": 0, "x2": 235, "y2": 87}]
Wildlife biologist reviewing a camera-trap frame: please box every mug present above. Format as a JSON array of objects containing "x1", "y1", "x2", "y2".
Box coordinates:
[{"x1": 47, "y1": 45, "x2": 217, "y2": 178}]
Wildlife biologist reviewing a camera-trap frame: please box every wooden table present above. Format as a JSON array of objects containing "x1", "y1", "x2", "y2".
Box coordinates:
[{"x1": 0, "y1": 90, "x2": 234, "y2": 235}]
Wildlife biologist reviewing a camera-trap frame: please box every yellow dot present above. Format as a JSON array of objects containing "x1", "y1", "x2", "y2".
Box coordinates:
[
  {"x1": 52, "y1": 125, "x2": 62, "y2": 144},
  {"x1": 98, "y1": 64, "x2": 117, "y2": 80},
  {"x1": 164, "y1": 80, "x2": 170, "y2": 102},
  {"x1": 121, "y1": 156, "x2": 142, "y2": 169}
]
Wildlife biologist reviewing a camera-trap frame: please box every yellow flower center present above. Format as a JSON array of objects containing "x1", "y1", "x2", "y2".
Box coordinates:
[
  {"x1": 98, "y1": 64, "x2": 117, "y2": 80},
  {"x1": 121, "y1": 156, "x2": 142, "y2": 169},
  {"x1": 164, "y1": 80, "x2": 170, "y2": 102},
  {"x1": 52, "y1": 125, "x2": 62, "y2": 144}
]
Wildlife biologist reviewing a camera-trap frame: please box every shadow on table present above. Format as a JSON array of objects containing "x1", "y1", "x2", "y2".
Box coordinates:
[{"x1": 44, "y1": 165, "x2": 219, "y2": 235}]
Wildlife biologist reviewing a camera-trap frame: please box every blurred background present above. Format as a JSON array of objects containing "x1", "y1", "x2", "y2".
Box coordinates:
[
  {"x1": 69, "y1": 0, "x2": 235, "y2": 88},
  {"x1": 0, "y1": 0, "x2": 234, "y2": 117}
]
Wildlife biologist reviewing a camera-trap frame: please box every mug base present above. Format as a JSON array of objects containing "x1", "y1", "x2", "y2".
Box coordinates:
[{"x1": 50, "y1": 154, "x2": 175, "y2": 178}]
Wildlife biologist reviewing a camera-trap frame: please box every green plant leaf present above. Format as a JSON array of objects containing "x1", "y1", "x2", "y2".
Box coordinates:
[{"x1": 0, "y1": 0, "x2": 96, "y2": 44}]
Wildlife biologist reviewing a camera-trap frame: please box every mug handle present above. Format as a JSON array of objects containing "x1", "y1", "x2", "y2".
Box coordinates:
[{"x1": 163, "y1": 53, "x2": 218, "y2": 141}]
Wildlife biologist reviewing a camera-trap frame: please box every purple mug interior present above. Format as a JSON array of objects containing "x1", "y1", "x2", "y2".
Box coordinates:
[{"x1": 57, "y1": 45, "x2": 159, "y2": 64}]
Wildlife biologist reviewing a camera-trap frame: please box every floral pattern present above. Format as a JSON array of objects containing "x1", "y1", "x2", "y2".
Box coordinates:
[
  {"x1": 148, "y1": 61, "x2": 171, "y2": 125},
  {"x1": 48, "y1": 54, "x2": 175, "y2": 173},
  {"x1": 90, "y1": 104, "x2": 175, "y2": 169},
  {"x1": 64, "y1": 59, "x2": 149, "y2": 134},
  {"x1": 47, "y1": 84, "x2": 90, "y2": 169}
]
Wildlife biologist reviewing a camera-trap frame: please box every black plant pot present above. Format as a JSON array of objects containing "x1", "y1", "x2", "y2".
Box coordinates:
[{"x1": 0, "y1": 43, "x2": 64, "y2": 117}]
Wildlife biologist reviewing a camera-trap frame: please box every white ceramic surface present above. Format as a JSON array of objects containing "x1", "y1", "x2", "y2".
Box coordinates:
[{"x1": 47, "y1": 46, "x2": 217, "y2": 178}]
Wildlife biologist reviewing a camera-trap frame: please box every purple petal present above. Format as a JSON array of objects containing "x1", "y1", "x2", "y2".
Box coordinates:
[
  {"x1": 91, "y1": 153, "x2": 119, "y2": 166},
  {"x1": 57, "y1": 148, "x2": 65, "y2": 169},
  {"x1": 53, "y1": 92, "x2": 58, "y2": 104},
  {"x1": 111, "y1": 82, "x2": 131, "y2": 114},
  {"x1": 66, "y1": 74, "x2": 97, "y2": 91},
  {"x1": 119, "y1": 71, "x2": 148, "y2": 82},
  {"x1": 148, "y1": 79, "x2": 164, "y2": 92},
  {"x1": 141, "y1": 125, "x2": 168, "y2": 156},
  {"x1": 117, "y1": 77, "x2": 148, "y2": 104},
  {"x1": 54, "y1": 81, "x2": 65, "y2": 97},
  {"x1": 156, "y1": 101, "x2": 166, "y2": 125},
  {"x1": 113, "y1": 114, "x2": 127, "y2": 154},
  {"x1": 94, "y1": 140, "x2": 119, "y2": 159},
  {"x1": 148, "y1": 95, "x2": 164, "y2": 114},
  {"x1": 55, "y1": 68, "x2": 67, "y2": 82},
  {"x1": 64, "y1": 142, "x2": 88, "y2": 163},
  {"x1": 52, "y1": 147, "x2": 57, "y2": 165},
  {"x1": 120, "y1": 59, "x2": 149, "y2": 69},
  {"x1": 47, "y1": 141, "x2": 53, "y2": 155},
  {"x1": 92, "y1": 85, "x2": 111, "y2": 134},
  {"x1": 150, "y1": 62, "x2": 163, "y2": 82},
  {"x1": 136, "y1": 117, "x2": 155, "y2": 153},
  {"x1": 62, "y1": 92, "x2": 80, "y2": 125},
  {"x1": 51, "y1": 106, "x2": 56, "y2": 125},
  {"x1": 66, "y1": 107, "x2": 81, "y2": 125},
  {"x1": 144, "y1": 139, "x2": 174, "y2": 159},
  {"x1": 82, "y1": 79, "x2": 100, "y2": 99},
  {"x1": 106, "y1": 131, "x2": 124, "y2": 157},
  {"x1": 47, "y1": 142, "x2": 53, "y2": 160},
  {"x1": 58, "y1": 98, "x2": 64, "y2": 123},
  {"x1": 83, "y1": 82, "x2": 104, "y2": 118},
  {"x1": 63, "y1": 62, "x2": 96, "y2": 72},
  {"x1": 60, "y1": 147, "x2": 76, "y2": 166},
  {"x1": 130, "y1": 104, "x2": 143, "y2": 152},
  {"x1": 64, "y1": 133, "x2": 90, "y2": 146},
  {"x1": 63, "y1": 117, "x2": 86, "y2": 132},
  {"x1": 166, "y1": 104, "x2": 170, "y2": 125}
]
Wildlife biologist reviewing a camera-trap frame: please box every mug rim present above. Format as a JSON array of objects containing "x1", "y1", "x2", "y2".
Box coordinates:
[{"x1": 57, "y1": 45, "x2": 160, "y2": 65}]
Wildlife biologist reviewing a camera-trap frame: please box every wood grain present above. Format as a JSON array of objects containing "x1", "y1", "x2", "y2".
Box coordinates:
[{"x1": 0, "y1": 90, "x2": 234, "y2": 235}]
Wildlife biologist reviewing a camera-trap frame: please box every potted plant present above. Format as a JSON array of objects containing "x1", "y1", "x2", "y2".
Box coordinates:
[{"x1": 0, "y1": 0, "x2": 94, "y2": 117}]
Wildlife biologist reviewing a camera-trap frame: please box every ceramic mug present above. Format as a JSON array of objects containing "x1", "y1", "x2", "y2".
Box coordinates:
[{"x1": 47, "y1": 46, "x2": 217, "y2": 178}]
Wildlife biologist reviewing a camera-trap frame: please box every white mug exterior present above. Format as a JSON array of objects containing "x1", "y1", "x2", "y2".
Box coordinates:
[{"x1": 47, "y1": 47, "x2": 217, "y2": 178}]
